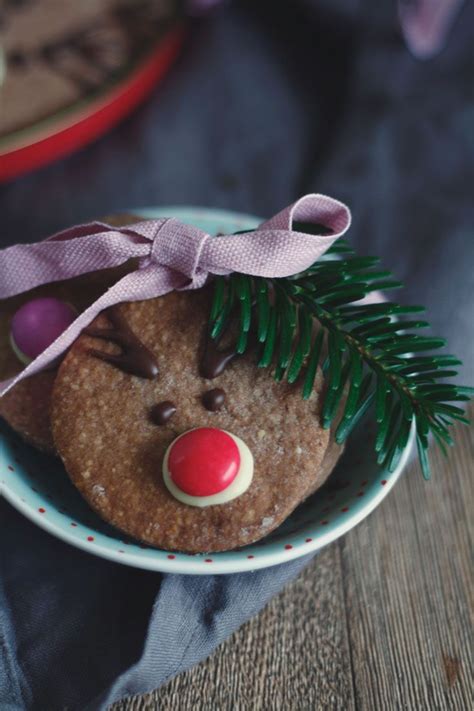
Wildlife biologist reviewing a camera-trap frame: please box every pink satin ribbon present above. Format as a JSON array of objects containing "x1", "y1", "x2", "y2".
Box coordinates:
[{"x1": 0, "y1": 193, "x2": 351, "y2": 396}]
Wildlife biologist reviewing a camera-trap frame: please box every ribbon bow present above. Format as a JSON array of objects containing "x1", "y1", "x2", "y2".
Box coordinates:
[{"x1": 0, "y1": 193, "x2": 351, "y2": 396}]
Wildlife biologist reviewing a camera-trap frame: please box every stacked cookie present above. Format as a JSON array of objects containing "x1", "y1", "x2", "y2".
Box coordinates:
[
  {"x1": 0, "y1": 217, "x2": 343, "y2": 553},
  {"x1": 0, "y1": 214, "x2": 138, "y2": 452}
]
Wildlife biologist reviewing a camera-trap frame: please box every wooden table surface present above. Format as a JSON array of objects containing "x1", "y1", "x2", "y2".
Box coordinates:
[{"x1": 113, "y1": 408, "x2": 473, "y2": 711}]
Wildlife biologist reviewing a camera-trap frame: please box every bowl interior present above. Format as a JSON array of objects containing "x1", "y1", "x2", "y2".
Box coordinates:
[{"x1": 0, "y1": 207, "x2": 412, "y2": 574}]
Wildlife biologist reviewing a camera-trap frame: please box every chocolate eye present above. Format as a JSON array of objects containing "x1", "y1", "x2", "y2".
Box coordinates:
[
  {"x1": 202, "y1": 388, "x2": 226, "y2": 412},
  {"x1": 150, "y1": 401, "x2": 176, "y2": 425}
]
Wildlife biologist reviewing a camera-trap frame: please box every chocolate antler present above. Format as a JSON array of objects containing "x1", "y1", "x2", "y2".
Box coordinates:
[{"x1": 85, "y1": 306, "x2": 159, "y2": 379}]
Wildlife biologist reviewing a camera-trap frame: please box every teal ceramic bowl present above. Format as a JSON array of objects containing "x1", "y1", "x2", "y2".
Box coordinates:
[{"x1": 0, "y1": 207, "x2": 415, "y2": 574}]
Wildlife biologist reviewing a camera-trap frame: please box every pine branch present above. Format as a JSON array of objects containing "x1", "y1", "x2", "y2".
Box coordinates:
[{"x1": 208, "y1": 231, "x2": 473, "y2": 479}]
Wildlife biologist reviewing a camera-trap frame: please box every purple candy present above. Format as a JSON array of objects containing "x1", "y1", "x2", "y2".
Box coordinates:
[{"x1": 11, "y1": 297, "x2": 76, "y2": 362}]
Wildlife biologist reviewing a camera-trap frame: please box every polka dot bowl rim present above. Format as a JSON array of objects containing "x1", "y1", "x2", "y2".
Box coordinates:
[{"x1": 0, "y1": 206, "x2": 415, "y2": 575}]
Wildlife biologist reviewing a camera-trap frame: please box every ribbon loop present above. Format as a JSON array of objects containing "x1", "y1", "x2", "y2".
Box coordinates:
[
  {"x1": 260, "y1": 193, "x2": 351, "y2": 235},
  {"x1": 0, "y1": 193, "x2": 351, "y2": 396}
]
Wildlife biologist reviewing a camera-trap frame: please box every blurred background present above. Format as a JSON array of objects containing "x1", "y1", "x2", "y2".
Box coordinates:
[{"x1": 0, "y1": 0, "x2": 473, "y2": 375}]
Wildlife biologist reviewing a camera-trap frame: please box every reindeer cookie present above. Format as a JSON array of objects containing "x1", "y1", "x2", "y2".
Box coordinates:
[
  {"x1": 1, "y1": 193, "x2": 356, "y2": 552},
  {"x1": 51, "y1": 289, "x2": 338, "y2": 553},
  {"x1": 2, "y1": 192, "x2": 469, "y2": 557}
]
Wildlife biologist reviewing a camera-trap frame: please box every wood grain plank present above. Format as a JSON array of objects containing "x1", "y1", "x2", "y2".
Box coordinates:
[
  {"x1": 341, "y1": 407, "x2": 473, "y2": 711},
  {"x1": 113, "y1": 412, "x2": 472, "y2": 711},
  {"x1": 111, "y1": 544, "x2": 355, "y2": 710}
]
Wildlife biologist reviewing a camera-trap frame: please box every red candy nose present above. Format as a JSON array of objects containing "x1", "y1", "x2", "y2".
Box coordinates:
[{"x1": 167, "y1": 427, "x2": 240, "y2": 497}]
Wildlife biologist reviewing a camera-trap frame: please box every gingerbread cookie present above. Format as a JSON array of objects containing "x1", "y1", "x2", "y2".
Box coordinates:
[
  {"x1": 1, "y1": 191, "x2": 469, "y2": 557},
  {"x1": 51, "y1": 289, "x2": 337, "y2": 552},
  {"x1": 0, "y1": 213, "x2": 140, "y2": 452}
]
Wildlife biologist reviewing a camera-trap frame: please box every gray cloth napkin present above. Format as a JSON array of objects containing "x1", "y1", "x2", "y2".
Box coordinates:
[{"x1": 1, "y1": 2, "x2": 472, "y2": 709}]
